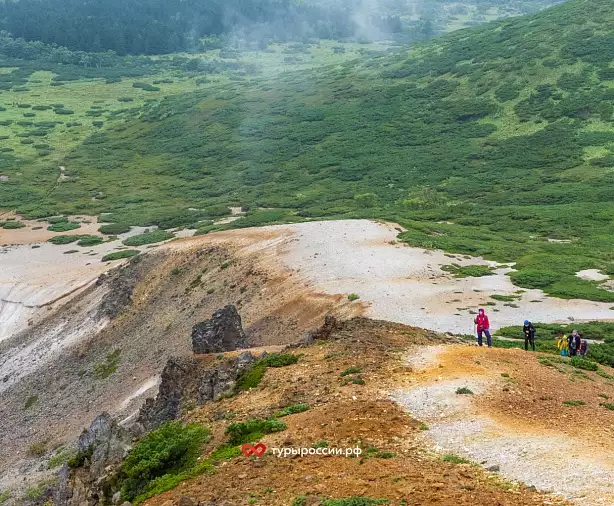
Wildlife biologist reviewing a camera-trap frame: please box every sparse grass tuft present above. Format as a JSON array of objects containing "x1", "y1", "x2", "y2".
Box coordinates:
[
  {"x1": 276, "y1": 403, "x2": 310, "y2": 417},
  {"x1": 443, "y1": 454, "x2": 469, "y2": 464},
  {"x1": 340, "y1": 366, "x2": 362, "y2": 377},
  {"x1": 25, "y1": 395, "x2": 39, "y2": 409},
  {"x1": 347, "y1": 293, "x2": 360, "y2": 302},
  {"x1": 562, "y1": 400, "x2": 585, "y2": 406},
  {"x1": 226, "y1": 419, "x2": 287, "y2": 445},
  {"x1": 442, "y1": 264, "x2": 494, "y2": 278},
  {"x1": 93, "y1": 349, "x2": 121, "y2": 379},
  {"x1": 490, "y1": 295, "x2": 520, "y2": 302},
  {"x1": 28, "y1": 440, "x2": 48, "y2": 456}
]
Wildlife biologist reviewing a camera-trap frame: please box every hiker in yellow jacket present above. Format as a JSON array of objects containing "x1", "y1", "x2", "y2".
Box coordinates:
[{"x1": 557, "y1": 334, "x2": 569, "y2": 356}]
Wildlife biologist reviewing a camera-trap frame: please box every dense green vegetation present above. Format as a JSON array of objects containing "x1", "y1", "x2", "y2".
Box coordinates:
[
  {"x1": 118, "y1": 422, "x2": 209, "y2": 503},
  {"x1": 1, "y1": 0, "x2": 613, "y2": 303}
]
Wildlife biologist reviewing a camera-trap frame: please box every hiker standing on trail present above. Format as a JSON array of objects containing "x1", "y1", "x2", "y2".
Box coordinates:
[
  {"x1": 522, "y1": 320, "x2": 536, "y2": 351},
  {"x1": 557, "y1": 333, "x2": 568, "y2": 356},
  {"x1": 568, "y1": 330, "x2": 581, "y2": 357},
  {"x1": 474, "y1": 308, "x2": 492, "y2": 347},
  {"x1": 580, "y1": 339, "x2": 589, "y2": 358}
]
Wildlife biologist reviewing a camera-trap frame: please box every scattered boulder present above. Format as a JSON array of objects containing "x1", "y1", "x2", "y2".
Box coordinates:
[
  {"x1": 305, "y1": 315, "x2": 342, "y2": 342},
  {"x1": 191, "y1": 305, "x2": 248, "y2": 354}
]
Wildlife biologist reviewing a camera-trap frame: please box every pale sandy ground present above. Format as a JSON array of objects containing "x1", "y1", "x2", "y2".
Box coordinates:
[
  {"x1": 275, "y1": 220, "x2": 614, "y2": 334},
  {"x1": 3, "y1": 217, "x2": 614, "y2": 344},
  {"x1": 392, "y1": 346, "x2": 614, "y2": 505},
  {"x1": 0, "y1": 219, "x2": 156, "y2": 341},
  {"x1": 576, "y1": 269, "x2": 610, "y2": 282}
]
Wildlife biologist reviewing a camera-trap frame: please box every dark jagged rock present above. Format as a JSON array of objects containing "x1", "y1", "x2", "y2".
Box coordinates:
[
  {"x1": 137, "y1": 352, "x2": 255, "y2": 431},
  {"x1": 77, "y1": 412, "x2": 132, "y2": 479},
  {"x1": 191, "y1": 305, "x2": 248, "y2": 354},
  {"x1": 306, "y1": 315, "x2": 342, "y2": 342}
]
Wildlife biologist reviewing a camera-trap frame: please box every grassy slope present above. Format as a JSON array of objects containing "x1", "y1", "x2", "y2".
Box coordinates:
[{"x1": 3, "y1": 0, "x2": 614, "y2": 301}]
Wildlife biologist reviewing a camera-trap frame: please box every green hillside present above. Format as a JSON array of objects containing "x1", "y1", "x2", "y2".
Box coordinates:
[{"x1": 4, "y1": 0, "x2": 614, "y2": 301}]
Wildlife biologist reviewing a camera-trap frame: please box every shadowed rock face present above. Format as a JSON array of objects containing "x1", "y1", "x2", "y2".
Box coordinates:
[
  {"x1": 77, "y1": 412, "x2": 132, "y2": 479},
  {"x1": 137, "y1": 352, "x2": 256, "y2": 431},
  {"x1": 191, "y1": 305, "x2": 248, "y2": 354}
]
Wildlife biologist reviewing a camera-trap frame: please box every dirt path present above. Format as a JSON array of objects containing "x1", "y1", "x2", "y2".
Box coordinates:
[{"x1": 391, "y1": 345, "x2": 614, "y2": 504}]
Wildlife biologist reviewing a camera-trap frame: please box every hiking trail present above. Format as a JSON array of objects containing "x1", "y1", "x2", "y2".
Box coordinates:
[{"x1": 391, "y1": 345, "x2": 614, "y2": 505}]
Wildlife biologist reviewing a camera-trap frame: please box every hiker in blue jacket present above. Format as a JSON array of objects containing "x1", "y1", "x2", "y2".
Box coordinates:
[{"x1": 522, "y1": 320, "x2": 536, "y2": 351}]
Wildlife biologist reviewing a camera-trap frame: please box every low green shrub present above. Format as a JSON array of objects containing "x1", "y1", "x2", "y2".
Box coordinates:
[
  {"x1": 48, "y1": 221, "x2": 80, "y2": 232},
  {"x1": 77, "y1": 235, "x2": 104, "y2": 247},
  {"x1": 48, "y1": 235, "x2": 81, "y2": 245},
  {"x1": 348, "y1": 293, "x2": 360, "y2": 301},
  {"x1": 132, "y1": 82, "x2": 160, "y2": 92},
  {"x1": 119, "y1": 421, "x2": 210, "y2": 503},
  {"x1": 234, "y1": 363, "x2": 266, "y2": 392},
  {"x1": 456, "y1": 387, "x2": 473, "y2": 395},
  {"x1": 226, "y1": 419, "x2": 287, "y2": 445},
  {"x1": 340, "y1": 366, "x2": 362, "y2": 377},
  {"x1": 67, "y1": 446, "x2": 93, "y2": 468},
  {"x1": 442, "y1": 264, "x2": 494, "y2": 278},
  {"x1": 123, "y1": 230, "x2": 174, "y2": 246},
  {"x1": 562, "y1": 400, "x2": 585, "y2": 406},
  {"x1": 1, "y1": 220, "x2": 25, "y2": 229},
  {"x1": 260, "y1": 353, "x2": 299, "y2": 368},
  {"x1": 276, "y1": 403, "x2": 310, "y2": 417},
  {"x1": 600, "y1": 402, "x2": 614, "y2": 411},
  {"x1": 570, "y1": 357, "x2": 599, "y2": 371},
  {"x1": 208, "y1": 444, "x2": 242, "y2": 462},
  {"x1": 25, "y1": 395, "x2": 39, "y2": 409},
  {"x1": 102, "y1": 250, "x2": 139, "y2": 262},
  {"x1": 443, "y1": 454, "x2": 469, "y2": 464},
  {"x1": 48, "y1": 450, "x2": 74, "y2": 469},
  {"x1": 99, "y1": 223, "x2": 131, "y2": 234},
  {"x1": 93, "y1": 349, "x2": 121, "y2": 379},
  {"x1": 490, "y1": 294, "x2": 520, "y2": 302},
  {"x1": 235, "y1": 353, "x2": 299, "y2": 393}
]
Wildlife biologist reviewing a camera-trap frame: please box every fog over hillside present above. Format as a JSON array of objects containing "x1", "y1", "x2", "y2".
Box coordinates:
[{"x1": 0, "y1": 0, "x2": 564, "y2": 55}]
